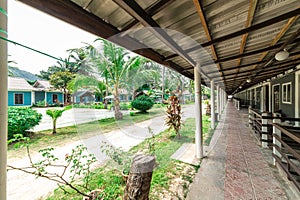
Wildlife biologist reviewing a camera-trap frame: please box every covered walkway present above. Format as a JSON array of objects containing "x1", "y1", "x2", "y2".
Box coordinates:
[{"x1": 187, "y1": 101, "x2": 298, "y2": 200}]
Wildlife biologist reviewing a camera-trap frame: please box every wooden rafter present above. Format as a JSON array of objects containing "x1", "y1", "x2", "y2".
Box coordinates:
[
  {"x1": 17, "y1": 0, "x2": 196, "y2": 80},
  {"x1": 193, "y1": 0, "x2": 222, "y2": 78},
  {"x1": 252, "y1": 13, "x2": 299, "y2": 71},
  {"x1": 233, "y1": 0, "x2": 258, "y2": 81},
  {"x1": 122, "y1": 0, "x2": 176, "y2": 31},
  {"x1": 113, "y1": 0, "x2": 210, "y2": 80},
  {"x1": 215, "y1": 58, "x2": 300, "y2": 78},
  {"x1": 164, "y1": 8, "x2": 300, "y2": 61},
  {"x1": 183, "y1": 37, "x2": 300, "y2": 72}
]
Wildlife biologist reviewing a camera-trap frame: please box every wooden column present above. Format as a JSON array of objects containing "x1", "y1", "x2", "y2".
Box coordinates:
[
  {"x1": 194, "y1": 63, "x2": 203, "y2": 159},
  {"x1": 124, "y1": 155, "x2": 156, "y2": 200},
  {"x1": 210, "y1": 80, "x2": 215, "y2": 129},
  {"x1": 0, "y1": 0, "x2": 7, "y2": 199}
]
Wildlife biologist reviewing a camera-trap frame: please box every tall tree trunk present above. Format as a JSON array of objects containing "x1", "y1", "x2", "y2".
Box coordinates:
[{"x1": 114, "y1": 84, "x2": 123, "y2": 120}]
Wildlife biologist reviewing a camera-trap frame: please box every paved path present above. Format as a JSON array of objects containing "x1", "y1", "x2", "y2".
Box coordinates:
[
  {"x1": 8, "y1": 105, "x2": 196, "y2": 200},
  {"x1": 186, "y1": 102, "x2": 295, "y2": 199},
  {"x1": 31, "y1": 108, "x2": 123, "y2": 132}
]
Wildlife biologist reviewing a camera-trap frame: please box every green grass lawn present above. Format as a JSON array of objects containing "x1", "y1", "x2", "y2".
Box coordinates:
[
  {"x1": 7, "y1": 107, "x2": 165, "y2": 159},
  {"x1": 46, "y1": 116, "x2": 211, "y2": 200}
]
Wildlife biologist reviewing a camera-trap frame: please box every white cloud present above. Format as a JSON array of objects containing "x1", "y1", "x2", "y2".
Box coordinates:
[{"x1": 7, "y1": 1, "x2": 98, "y2": 74}]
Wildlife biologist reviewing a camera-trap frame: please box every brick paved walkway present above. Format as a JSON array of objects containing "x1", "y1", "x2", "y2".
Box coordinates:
[{"x1": 187, "y1": 102, "x2": 288, "y2": 200}]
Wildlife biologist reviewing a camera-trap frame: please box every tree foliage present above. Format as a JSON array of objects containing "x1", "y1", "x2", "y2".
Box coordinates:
[
  {"x1": 85, "y1": 39, "x2": 142, "y2": 119},
  {"x1": 8, "y1": 107, "x2": 42, "y2": 140},
  {"x1": 131, "y1": 94, "x2": 154, "y2": 113},
  {"x1": 46, "y1": 106, "x2": 71, "y2": 134},
  {"x1": 49, "y1": 71, "x2": 75, "y2": 103}
]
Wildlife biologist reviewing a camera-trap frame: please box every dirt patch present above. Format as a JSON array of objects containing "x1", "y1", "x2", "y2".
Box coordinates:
[{"x1": 152, "y1": 162, "x2": 197, "y2": 200}]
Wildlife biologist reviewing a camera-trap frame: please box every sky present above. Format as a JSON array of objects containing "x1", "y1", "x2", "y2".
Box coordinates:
[{"x1": 7, "y1": 0, "x2": 98, "y2": 75}]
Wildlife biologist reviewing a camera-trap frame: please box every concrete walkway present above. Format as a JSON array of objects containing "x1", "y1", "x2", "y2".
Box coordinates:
[{"x1": 187, "y1": 102, "x2": 296, "y2": 200}]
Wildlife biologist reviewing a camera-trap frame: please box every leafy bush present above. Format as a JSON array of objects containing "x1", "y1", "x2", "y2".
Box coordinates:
[
  {"x1": 8, "y1": 107, "x2": 42, "y2": 140},
  {"x1": 120, "y1": 102, "x2": 131, "y2": 110},
  {"x1": 34, "y1": 100, "x2": 46, "y2": 107},
  {"x1": 131, "y1": 95, "x2": 154, "y2": 113},
  {"x1": 94, "y1": 104, "x2": 104, "y2": 109}
]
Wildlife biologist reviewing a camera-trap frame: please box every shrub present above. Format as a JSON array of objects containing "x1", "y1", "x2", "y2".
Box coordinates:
[
  {"x1": 131, "y1": 94, "x2": 154, "y2": 113},
  {"x1": 8, "y1": 107, "x2": 42, "y2": 140},
  {"x1": 34, "y1": 100, "x2": 46, "y2": 107},
  {"x1": 120, "y1": 102, "x2": 131, "y2": 110},
  {"x1": 94, "y1": 104, "x2": 104, "y2": 109}
]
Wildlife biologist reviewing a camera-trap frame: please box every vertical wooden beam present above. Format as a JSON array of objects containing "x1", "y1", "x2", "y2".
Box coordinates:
[
  {"x1": 0, "y1": 0, "x2": 8, "y2": 199},
  {"x1": 210, "y1": 80, "x2": 215, "y2": 129},
  {"x1": 194, "y1": 63, "x2": 203, "y2": 159}
]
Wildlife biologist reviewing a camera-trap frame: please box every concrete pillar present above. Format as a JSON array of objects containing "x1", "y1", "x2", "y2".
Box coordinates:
[
  {"x1": 194, "y1": 63, "x2": 203, "y2": 159},
  {"x1": 0, "y1": 0, "x2": 8, "y2": 199},
  {"x1": 216, "y1": 85, "x2": 220, "y2": 120},
  {"x1": 250, "y1": 89, "x2": 253, "y2": 107},
  {"x1": 210, "y1": 80, "x2": 215, "y2": 129},
  {"x1": 221, "y1": 89, "x2": 224, "y2": 112}
]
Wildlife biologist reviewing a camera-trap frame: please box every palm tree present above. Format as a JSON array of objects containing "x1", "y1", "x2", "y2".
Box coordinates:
[
  {"x1": 88, "y1": 39, "x2": 141, "y2": 120},
  {"x1": 46, "y1": 106, "x2": 70, "y2": 134}
]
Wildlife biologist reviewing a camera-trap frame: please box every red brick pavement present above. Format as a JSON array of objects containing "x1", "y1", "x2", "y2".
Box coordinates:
[{"x1": 224, "y1": 103, "x2": 287, "y2": 199}]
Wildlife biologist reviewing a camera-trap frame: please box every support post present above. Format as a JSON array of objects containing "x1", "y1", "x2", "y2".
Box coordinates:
[
  {"x1": 210, "y1": 80, "x2": 215, "y2": 129},
  {"x1": 273, "y1": 116, "x2": 282, "y2": 165},
  {"x1": 0, "y1": 0, "x2": 8, "y2": 199},
  {"x1": 194, "y1": 63, "x2": 203, "y2": 159},
  {"x1": 250, "y1": 89, "x2": 253, "y2": 107},
  {"x1": 261, "y1": 113, "x2": 268, "y2": 148},
  {"x1": 216, "y1": 84, "x2": 220, "y2": 121}
]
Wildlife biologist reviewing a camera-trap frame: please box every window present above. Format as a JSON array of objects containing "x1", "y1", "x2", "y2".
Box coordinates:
[
  {"x1": 282, "y1": 82, "x2": 292, "y2": 104},
  {"x1": 14, "y1": 93, "x2": 23, "y2": 105}
]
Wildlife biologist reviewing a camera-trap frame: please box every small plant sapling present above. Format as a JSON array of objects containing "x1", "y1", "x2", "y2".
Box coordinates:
[
  {"x1": 165, "y1": 95, "x2": 182, "y2": 138},
  {"x1": 7, "y1": 135, "x2": 97, "y2": 199}
]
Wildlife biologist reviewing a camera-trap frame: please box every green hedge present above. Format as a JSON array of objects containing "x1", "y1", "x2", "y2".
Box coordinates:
[{"x1": 8, "y1": 107, "x2": 42, "y2": 140}]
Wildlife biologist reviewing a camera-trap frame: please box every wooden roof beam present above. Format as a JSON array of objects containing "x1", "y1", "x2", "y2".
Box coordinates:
[
  {"x1": 164, "y1": 8, "x2": 300, "y2": 60},
  {"x1": 188, "y1": 46, "x2": 300, "y2": 75},
  {"x1": 122, "y1": 0, "x2": 176, "y2": 31},
  {"x1": 193, "y1": 0, "x2": 223, "y2": 78},
  {"x1": 250, "y1": 14, "x2": 299, "y2": 73},
  {"x1": 214, "y1": 59, "x2": 300, "y2": 79},
  {"x1": 233, "y1": 0, "x2": 258, "y2": 81},
  {"x1": 224, "y1": 66, "x2": 295, "y2": 83},
  {"x1": 252, "y1": 27, "x2": 300, "y2": 78},
  {"x1": 113, "y1": 0, "x2": 210, "y2": 80},
  {"x1": 17, "y1": 0, "x2": 196, "y2": 80}
]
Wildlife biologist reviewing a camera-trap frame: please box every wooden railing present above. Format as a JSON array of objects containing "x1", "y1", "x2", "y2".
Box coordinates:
[
  {"x1": 273, "y1": 123, "x2": 300, "y2": 191},
  {"x1": 248, "y1": 108, "x2": 300, "y2": 191}
]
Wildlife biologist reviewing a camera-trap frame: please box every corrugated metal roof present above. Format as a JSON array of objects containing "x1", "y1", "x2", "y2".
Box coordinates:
[{"x1": 17, "y1": 0, "x2": 300, "y2": 94}]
